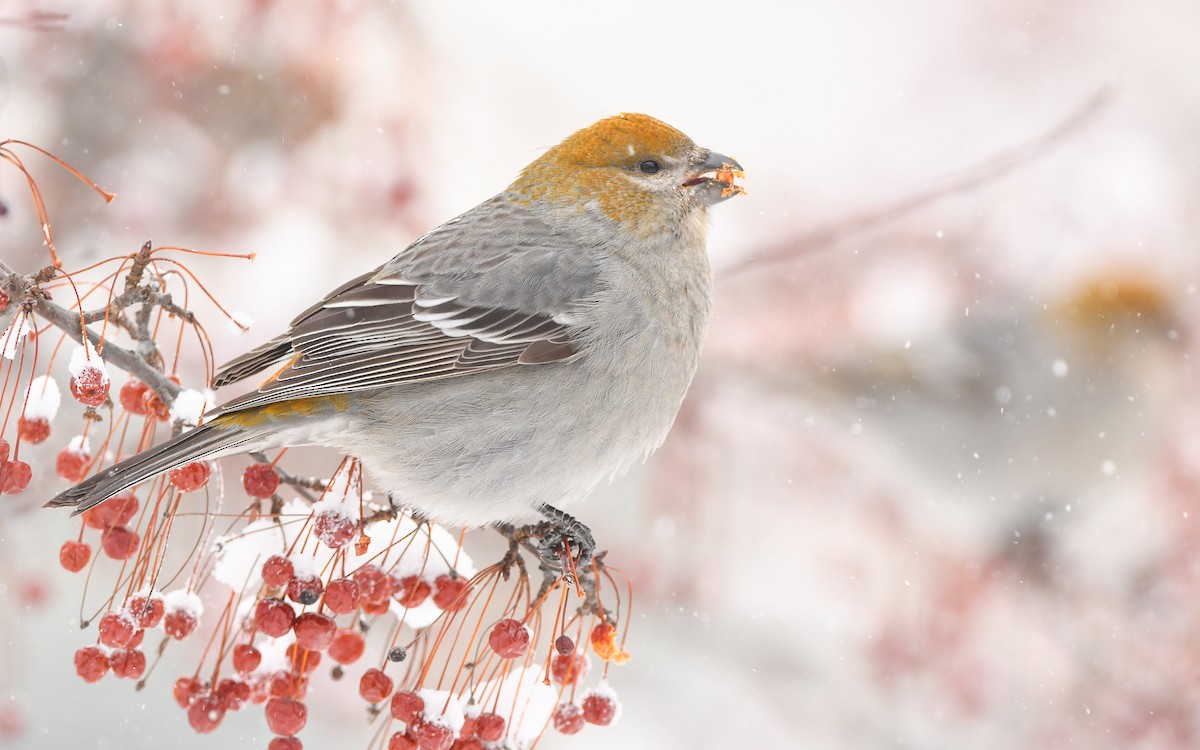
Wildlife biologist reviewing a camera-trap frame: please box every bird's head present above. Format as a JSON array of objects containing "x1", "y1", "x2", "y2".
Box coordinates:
[{"x1": 510, "y1": 113, "x2": 744, "y2": 237}]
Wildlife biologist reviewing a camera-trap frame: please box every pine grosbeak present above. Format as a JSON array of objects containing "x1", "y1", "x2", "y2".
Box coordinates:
[{"x1": 47, "y1": 113, "x2": 744, "y2": 560}]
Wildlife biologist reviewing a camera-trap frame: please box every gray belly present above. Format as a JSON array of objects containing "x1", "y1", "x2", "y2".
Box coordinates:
[{"x1": 350, "y1": 349, "x2": 694, "y2": 528}]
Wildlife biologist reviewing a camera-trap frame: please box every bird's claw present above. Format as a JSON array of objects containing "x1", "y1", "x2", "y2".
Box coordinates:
[{"x1": 536, "y1": 504, "x2": 595, "y2": 573}]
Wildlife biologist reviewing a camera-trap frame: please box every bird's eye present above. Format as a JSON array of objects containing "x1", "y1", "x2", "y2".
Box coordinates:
[{"x1": 638, "y1": 159, "x2": 661, "y2": 174}]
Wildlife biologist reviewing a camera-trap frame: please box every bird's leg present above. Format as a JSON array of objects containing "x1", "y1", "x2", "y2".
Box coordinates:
[{"x1": 536, "y1": 503, "x2": 596, "y2": 572}]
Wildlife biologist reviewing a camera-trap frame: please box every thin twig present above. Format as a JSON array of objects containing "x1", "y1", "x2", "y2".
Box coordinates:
[{"x1": 0, "y1": 258, "x2": 181, "y2": 406}]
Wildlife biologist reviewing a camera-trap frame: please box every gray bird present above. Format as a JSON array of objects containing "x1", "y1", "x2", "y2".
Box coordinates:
[{"x1": 46, "y1": 113, "x2": 744, "y2": 561}]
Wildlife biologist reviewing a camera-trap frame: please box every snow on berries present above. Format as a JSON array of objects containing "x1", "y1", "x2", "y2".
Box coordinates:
[
  {"x1": 55, "y1": 435, "x2": 91, "y2": 482},
  {"x1": 162, "y1": 590, "x2": 203, "y2": 640},
  {"x1": 18, "y1": 375, "x2": 60, "y2": 444},
  {"x1": 57, "y1": 453, "x2": 629, "y2": 750},
  {"x1": 68, "y1": 342, "x2": 110, "y2": 407},
  {"x1": 169, "y1": 388, "x2": 208, "y2": 426}
]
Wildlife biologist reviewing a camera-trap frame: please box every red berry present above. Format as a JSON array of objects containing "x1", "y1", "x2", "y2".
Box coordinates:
[
  {"x1": 388, "y1": 733, "x2": 417, "y2": 750},
  {"x1": 261, "y1": 555, "x2": 295, "y2": 588},
  {"x1": 242, "y1": 463, "x2": 280, "y2": 499},
  {"x1": 216, "y1": 678, "x2": 250, "y2": 711},
  {"x1": 459, "y1": 717, "x2": 479, "y2": 739},
  {"x1": 0, "y1": 460, "x2": 31, "y2": 494},
  {"x1": 552, "y1": 703, "x2": 585, "y2": 735},
  {"x1": 361, "y1": 599, "x2": 390, "y2": 615},
  {"x1": 411, "y1": 718, "x2": 453, "y2": 750},
  {"x1": 254, "y1": 598, "x2": 296, "y2": 638},
  {"x1": 269, "y1": 738, "x2": 303, "y2": 750},
  {"x1": 389, "y1": 690, "x2": 424, "y2": 723},
  {"x1": 550, "y1": 652, "x2": 590, "y2": 686},
  {"x1": 17, "y1": 416, "x2": 49, "y2": 444},
  {"x1": 313, "y1": 510, "x2": 356, "y2": 549},
  {"x1": 285, "y1": 643, "x2": 322, "y2": 674},
  {"x1": 432, "y1": 575, "x2": 469, "y2": 611},
  {"x1": 589, "y1": 620, "x2": 629, "y2": 662},
  {"x1": 109, "y1": 648, "x2": 146, "y2": 680},
  {"x1": 101, "y1": 525, "x2": 140, "y2": 560},
  {"x1": 328, "y1": 629, "x2": 365, "y2": 665},
  {"x1": 581, "y1": 690, "x2": 618, "y2": 726},
  {"x1": 555, "y1": 634, "x2": 575, "y2": 655},
  {"x1": 173, "y1": 676, "x2": 204, "y2": 708},
  {"x1": 287, "y1": 574, "x2": 324, "y2": 605},
  {"x1": 83, "y1": 491, "x2": 140, "y2": 530},
  {"x1": 268, "y1": 671, "x2": 307, "y2": 699},
  {"x1": 487, "y1": 618, "x2": 530, "y2": 659},
  {"x1": 394, "y1": 576, "x2": 431, "y2": 608},
  {"x1": 232, "y1": 643, "x2": 262, "y2": 674},
  {"x1": 56, "y1": 446, "x2": 90, "y2": 482},
  {"x1": 59, "y1": 540, "x2": 91, "y2": 572},
  {"x1": 70, "y1": 367, "x2": 110, "y2": 407},
  {"x1": 74, "y1": 645, "x2": 109, "y2": 683},
  {"x1": 170, "y1": 461, "x2": 210, "y2": 492},
  {"x1": 359, "y1": 668, "x2": 393, "y2": 703},
  {"x1": 264, "y1": 697, "x2": 307, "y2": 736},
  {"x1": 475, "y1": 713, "x2": 505, "y2": 742},
  {"x1": 164, "y1": 609, "x2": 198, "y2": 640},
  {"x1": 98, "y1": 612, "x2": 137, "y2": 648},
  {"x1": 451, "y1": 740, "x2": 482, "y2": 750},
  {"x1": 186, "y1": 693, "x2": 226, "y2": 734},
  {"x1": 119, "y1": 379, "x2": 149, "y2": 415},
  {"x1": 143, "y1": 377, "x2": 175, "y2": 422},
  {"x1": 352, "y1": 565, "x2": 393, "y2": 605},
  {"x1": 247, "y1": 673, "x2": 270, "y2": 705},
  {"x1": 126, "y1": 593, "x2": 164, "y2": 628},
  {"x1": 323, "y1": 577, "x2": 360, "y2": 614},
  {"x1": 0, "y1": 438, "x2": 8, "y2": 464},
  {"x1": 0, "y1": 290, "x2": 8, "y2": 313}
]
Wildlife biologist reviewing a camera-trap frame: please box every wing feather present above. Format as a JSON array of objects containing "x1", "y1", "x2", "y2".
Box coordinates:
[{"x1": 212, "y1": 198, "x2": 599, "y2": 414}]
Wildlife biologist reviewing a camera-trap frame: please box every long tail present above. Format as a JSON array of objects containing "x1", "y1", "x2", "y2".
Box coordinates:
[{"x1": 44, "y1": 419, "x2": 270, "y2": 515}]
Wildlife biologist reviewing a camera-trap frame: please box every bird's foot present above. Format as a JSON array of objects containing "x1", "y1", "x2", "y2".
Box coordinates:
[{"x1": 536, "y1": 503, "x2": 596, "y2": 576}]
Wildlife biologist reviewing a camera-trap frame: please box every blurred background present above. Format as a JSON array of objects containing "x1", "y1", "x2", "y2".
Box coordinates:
[{"x1": 2, "y1": 1, "x2": 1200, "y2": 748}]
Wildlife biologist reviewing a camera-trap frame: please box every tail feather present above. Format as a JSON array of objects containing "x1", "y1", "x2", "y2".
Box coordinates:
[{"x1": 45, "y1": 420, "x2": 265, "y2": 515}]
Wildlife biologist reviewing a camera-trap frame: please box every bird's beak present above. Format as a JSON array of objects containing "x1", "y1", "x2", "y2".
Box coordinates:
[{"x1": 684, "y1": 149, "x2": 746, "y2": 206}]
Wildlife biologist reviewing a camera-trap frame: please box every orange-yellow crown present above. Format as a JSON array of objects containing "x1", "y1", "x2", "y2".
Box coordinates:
[{"x1": 546, "y1": 113, "x2": 693, "y2": 168}]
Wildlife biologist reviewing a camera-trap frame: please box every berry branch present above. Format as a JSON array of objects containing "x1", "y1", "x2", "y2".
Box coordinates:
[
  {"x1": 2, "y1": 145, "x2": 633, "y2": 750},
  {"x1": 0, "y1": 255, "x2": 182, "y2": 411}
]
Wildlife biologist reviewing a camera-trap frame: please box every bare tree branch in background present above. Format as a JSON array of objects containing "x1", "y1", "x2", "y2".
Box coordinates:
[{"x1": 720, "y1": 86, "x2": 1114, "y2": 280}]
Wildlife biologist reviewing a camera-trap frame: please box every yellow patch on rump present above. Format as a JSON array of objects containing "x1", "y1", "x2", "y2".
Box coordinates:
[{"x1": 218, "y1": 394, "x2": 351, "y2": 429}]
